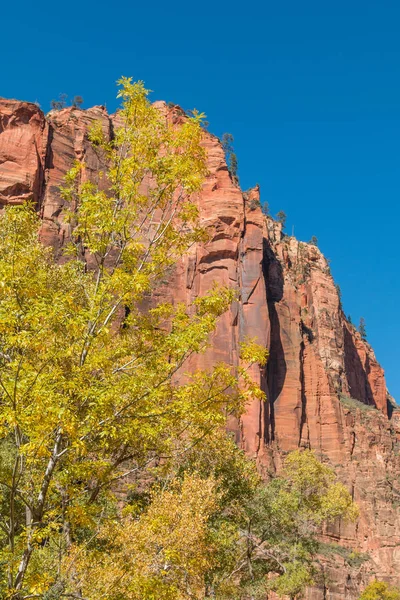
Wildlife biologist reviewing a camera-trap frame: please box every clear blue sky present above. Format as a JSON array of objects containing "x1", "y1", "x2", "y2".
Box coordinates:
[{"x1": 2, "y1": 0, "x2": 399, "y2": 400}]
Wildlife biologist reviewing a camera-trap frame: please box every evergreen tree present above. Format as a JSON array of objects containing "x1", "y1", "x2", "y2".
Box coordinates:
[
  {"x1": 276, "y1": 210, "x2": 287, "y2": 228},
  {"x1": 358, "y1": 317, "x2": 367, "y2": 340},
  {"x1": 335, "y1": 283, "x2": 342, "y2": 304},
  {"x1": 262, "y1": 201, "x2": 270, "y2": 215},
  {"x1": 221, "y1": 133, "x2": 239, "y2": 184}
]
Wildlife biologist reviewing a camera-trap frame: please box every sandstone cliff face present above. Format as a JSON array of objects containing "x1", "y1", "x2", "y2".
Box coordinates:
[
  {"x1": 263, "y1": 222, "x2": 400, "y2": 598},
  {"x1": 0, "y1": 98, "x2": 399, "y2": 598},
  {"x1": 0, "y1": 99, "x2": 47, "y2": 206}
]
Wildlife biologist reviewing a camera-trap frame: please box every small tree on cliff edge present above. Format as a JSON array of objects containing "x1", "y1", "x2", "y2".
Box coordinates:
[
  {"x1": 72, "y1": 95, "x2": 84, "y2": 108},
  {"x1": 221, "y1": 132, "x2": 239, "y2": 185},
  {"x1": 276, "y1": 210, "x2": 287, "y2": 228},
  {"x1": 262, "y1": 201, "x2": 270, "y2": 215},
  {"x1": 50, "y1": 92, "x2": 68, "y2": 110},
  {"x1": 358, "y1": 316, "x2": 367, "y2": 340}
]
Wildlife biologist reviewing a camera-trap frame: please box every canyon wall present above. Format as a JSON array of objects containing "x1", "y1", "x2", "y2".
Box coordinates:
[{"x1": 1, "y1": 97, "x2": 399, "y2": 598}]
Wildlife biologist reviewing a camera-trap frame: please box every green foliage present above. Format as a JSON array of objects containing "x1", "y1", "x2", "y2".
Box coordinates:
[
  {"x1": 72, "y1": 95, "x2": 83, "y2": 108},
  {"x1": 221, "y1": 133, "x2": 239, "y2": 184},
  {"x1": 51, "y1": 93, "x2": 84, "y2": 110},
  {"x1": 249, "y1": 198, "x2": 261, "y2": 210},
  {"x1": 50, "y1": 93, "x2": 67, "y2": 110},
  {"x1": 261, "y1": 201, "x2": 270, "y2": 215},
  {"x1": 319, "y1": 542, "x2": 370, "y2": 568},
  {"x1": 276, "y1": 210, "x2": 287, "y2": 228},
  {"x1": 359, "y1": 581, "x2": 400, "y2": 600},
  {"x1": 211, "y1": 450, "x2": 358, "y2": 600},
  {"x1": 339, "y1": 394, "x2": 376, "y2": 412},
  {"x1": 309, "y1": 235, "x2": 318, "y2": 246},
  {"x1": 359, "y1": 316, "x2": 367, "y2": 340},
  {"x1": 335, "y1": 283, "x2": 342, "y2": 304}
]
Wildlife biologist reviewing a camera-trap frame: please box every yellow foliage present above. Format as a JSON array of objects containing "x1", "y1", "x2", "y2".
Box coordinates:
[
  {"x1": 72, "y1": 474, "x2": 219, "y2": 599},
  {"x1": 0, "y1": 78, "x2": 265, "y2": 598}
]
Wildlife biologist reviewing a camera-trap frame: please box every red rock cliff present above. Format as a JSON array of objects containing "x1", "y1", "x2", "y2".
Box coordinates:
[{"x1": 1, "y1": 98, "x2": 399, "y2": 599}]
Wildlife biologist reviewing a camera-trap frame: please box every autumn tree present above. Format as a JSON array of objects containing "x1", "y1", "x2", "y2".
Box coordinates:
[
  {"x1": 0, "y1": 78, "x2": 267, "y2": 598},
  {"x1": 62, "y1": 444, "x2": 358, "y2": 600},
  {"x1": 359, "y1": 581, "x2": 400, "y2": 600},
  {"x1": 209, "y1": 449, "x2": 359, "y2": 600}
]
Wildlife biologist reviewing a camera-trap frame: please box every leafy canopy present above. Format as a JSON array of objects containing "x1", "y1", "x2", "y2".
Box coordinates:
[
  {"x1": 0, "y1": 78, "x2": 267, "y2": 599},
  {"x1": 359, "y1": 581, "x2": 400, "y2": 600},
  {"x1": 212, "y1": 449, "x2": 358, "y2": 600}
]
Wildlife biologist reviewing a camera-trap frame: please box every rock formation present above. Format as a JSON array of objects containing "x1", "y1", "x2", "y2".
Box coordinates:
[{"x1": 1, "y1": 97, "x2": 399, "y2": 599}]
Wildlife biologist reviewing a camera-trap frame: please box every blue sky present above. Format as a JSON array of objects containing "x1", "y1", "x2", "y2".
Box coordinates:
[{"x1": 2, "y1": 0, "x2": 399, "y2": 400}]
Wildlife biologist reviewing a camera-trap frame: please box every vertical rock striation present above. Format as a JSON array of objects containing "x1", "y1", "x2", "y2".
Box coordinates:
[{"x1": 0, "y1": 97, "x2": 399, "y2": 598}]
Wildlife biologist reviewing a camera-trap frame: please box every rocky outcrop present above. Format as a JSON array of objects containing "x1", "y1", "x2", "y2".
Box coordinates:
[
  {"x1": 262, "y1": 222, "x2": 400, "y2": 598},
  {"x1": 0, "y1": 97, "x2": 399, "y2": 598},
  {"x1": 0, "y1": 99, "x2": 48, "y2": 206}
]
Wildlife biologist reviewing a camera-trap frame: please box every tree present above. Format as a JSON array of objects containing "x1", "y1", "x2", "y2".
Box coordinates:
[
  {"x1": 309, "y1": 235, "x2": 318, "y2": 246},
  {"x1": 221, "y1": 133, "x2": 239, "y2": 185},
  {"x1": 72, "y1": 95, "x2": 84, "y2": 108},
  {"x1": 0, "y1": 78, "x2": 267, "y2": 598},
  {"x1": 359, "y1": 581, "x2": 400, "y2": 600},
  {"x1": 63, "y1": 446, "x2": 358, "y2": 600},
  {"x1": 50, "y1": 93, "x2": 68, "y2": 110},
  {"x1": 261, "y1": 201, "x2": 270, "y2": 216},
  {"x1": 348, "y1": 314, "x2": 353, "y2": 325},
  {"x1": 358, "y1": 317, "x2": 367, "y2": 340},
  {"x1": 335, "y1": 283, "x2": 342, "y2": 304},
  {"x1": 208, "y1": 450, "x2": 359, "y2": 600},
  {"x1": 276, "y1": 210, "x2": 287, "y2": 228}
]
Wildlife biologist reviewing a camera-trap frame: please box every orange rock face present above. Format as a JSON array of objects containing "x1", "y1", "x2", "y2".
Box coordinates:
[
  {"x1": 0, "y1": 99, "x2": 48, "y2": 206},
  {"x1": 0, "y1": 97, "x2": 399, "y2": 598}
]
